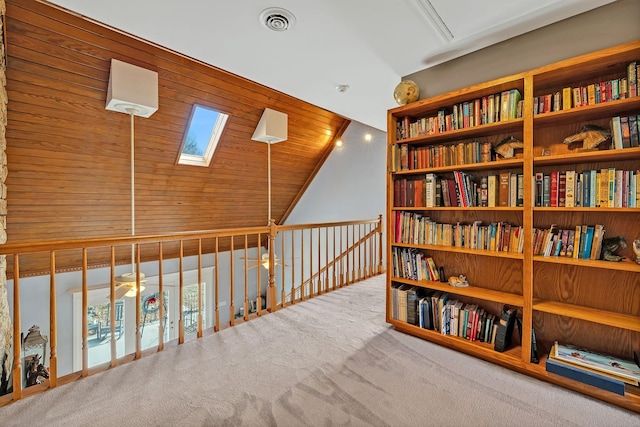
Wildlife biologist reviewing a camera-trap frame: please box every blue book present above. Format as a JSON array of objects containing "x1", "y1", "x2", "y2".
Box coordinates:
[
  {"x1": 546, "y1": 357, "x2": 625, "y2": 395},
  {"x1": 581, "y1": 226, "x2": 595, "y2": 259}
]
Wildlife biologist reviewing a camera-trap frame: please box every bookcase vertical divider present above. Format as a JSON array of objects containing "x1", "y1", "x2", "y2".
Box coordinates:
[{"x1": 521, "y1": 73, "x2": 535, "y2": 364}]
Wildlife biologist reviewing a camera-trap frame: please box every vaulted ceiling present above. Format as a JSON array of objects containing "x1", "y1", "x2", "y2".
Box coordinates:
[
  {"x1": 4, "y1": 1, "x2": 622, "y2": 256},
  {"x1": 43, "y1": 0, "x2": 616, "y2": 131},
  {"x1": 5, "y1": 0, "x2": 349, "y2": 250}
]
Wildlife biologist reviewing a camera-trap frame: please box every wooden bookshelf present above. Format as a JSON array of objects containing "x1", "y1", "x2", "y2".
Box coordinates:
[{"x1": 386, "y1": 41, "x2": 640, "y2": 413}]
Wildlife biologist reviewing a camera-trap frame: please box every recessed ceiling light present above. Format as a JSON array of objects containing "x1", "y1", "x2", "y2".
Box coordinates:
[
  {"x1": 336, "y1": 139, "x2": 343, "y2": 147},
  {"x1": 259, "y1": 8, "x2": 296, "y2": 32},
  {"x1": 336, "y1": 85, "x2": 350, "y2": 93},
  {"x1": 364, "y1": 132, "x2": 373, "y2": 142}
]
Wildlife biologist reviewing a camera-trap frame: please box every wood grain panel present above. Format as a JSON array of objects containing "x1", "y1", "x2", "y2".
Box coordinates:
[
  {"x1": 429, "y1": 252, "x2": 523, "y2": 295},
  {"x1": 533, "y1": 312, "x2": 639, "y2": 360},
  {"x1": 4, "y1": 0, "x2": 350, "y2": 276},
  {"x1": 533, "y1": 262, "x2": 639, "y2": 315}
]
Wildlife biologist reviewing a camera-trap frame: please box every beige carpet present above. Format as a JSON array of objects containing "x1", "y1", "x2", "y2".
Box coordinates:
[{"x1": 2, "y1": 275, "x2": 639, "y2": 426}]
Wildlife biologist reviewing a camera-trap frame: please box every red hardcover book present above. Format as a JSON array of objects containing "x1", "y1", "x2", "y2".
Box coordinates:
[
  {"x1": 448, "y1": 179, "x2": 458, "y2": 207},
  {"x1": 558, "y1": 172, "x2": 567, "y2": 207},
  {"x1": 403, "y1": 116, "x2": 411, "y2": 139},
  {"x1": 499, "y1": 173, "x2": 510, "y2": 207},
  {"x1": 406, "y1": 179, "x2": 415, "y2": 207},
  {"x1": 414, "y1": 178, "x2": 423, "y2": 208},
  {"x1": 400, "y1": 179, "x2": 407, "y2": 207},
  {"x1": 453, "y1": 171, "x2": 466, "y2": 207},
  {"x1": 550, "y1": 171, "x2": 559, "y2": 207},
  {"x1": 502, "y1": 224, "x2": 511, "y2": 252},
  {"x1": 394, "y1": 180, "x2": 401, "y2": 207},
  {"x1": 440, "y1": 178, "x2": 450, "y2": 207},
  {"x1": 599, "y1": 81, "x2": 607, "y2": 103}
]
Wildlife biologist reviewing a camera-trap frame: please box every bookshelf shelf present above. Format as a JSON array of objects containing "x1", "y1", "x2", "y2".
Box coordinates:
[
  {"x1": 387, "y1": 40, "x2": 640, "y2": 413},
  {"x1": 391, "y1": 277, "x2": 524, "y2": 306},
  {"x1": 527, "y1": 357, "x2": 640, "y2": 412},
  {"x1": 533, "y1": 256, "x2": 640, "y2": 272},
  {"x1": 392, "y1": 242, "x2": 524, "y2": 259},
  {"x1": 532, "y1": 97, "x2": 640, "y2": 127},
  {"x1": 391, "y1": 319, "x2": 523, "y2": 364},
  {"x1": 534, "y1": 206, "x2": 640, "y2": 213},
  {"x1": 393, "y1": 158, "x2": 524, "y2": 175},
  {"x1": 389, "y1": 74, "x2": 525, "y2": 117},
  {"x1": 392, "y1": 206, "x2": 523, "y2": 212},
  {"x1": 533, "y1": 300, "x2": 640, "y2": 332},
  {"x1": 533, "y1": 147, "x2": 640, "y2": 166},
  {"x1": 395, "y1": 118, "x2": 524, "y2": 145}
]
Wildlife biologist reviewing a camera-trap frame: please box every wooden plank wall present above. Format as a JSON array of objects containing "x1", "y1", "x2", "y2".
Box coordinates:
[{"x1": 4, "y1": 0, "x2": 349, "y2": 276}]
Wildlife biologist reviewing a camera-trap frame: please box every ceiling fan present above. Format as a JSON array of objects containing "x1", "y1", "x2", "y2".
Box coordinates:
[
  {"x1": 112, "y1": 272, "x2": 147, "y2": 299},
  {"x1": 67, "y1": 273, "x2": 152, "y2": 300},
  {"x1": 242, "y1": 253, "x2": 289, "y2": 270}
]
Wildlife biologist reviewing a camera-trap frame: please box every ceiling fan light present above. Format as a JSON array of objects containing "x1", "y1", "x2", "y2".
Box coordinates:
[
  {"x1": 115, "y1": 272, "x2": 146, "y2": 283},
  {"x1": 124, "y1": 284, "x2": 145, "y2": 298}
]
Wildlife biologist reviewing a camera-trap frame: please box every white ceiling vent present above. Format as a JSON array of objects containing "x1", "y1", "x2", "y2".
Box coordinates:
[{"x1": 259, "y1": 8, "x2": 296, "y2": 32}]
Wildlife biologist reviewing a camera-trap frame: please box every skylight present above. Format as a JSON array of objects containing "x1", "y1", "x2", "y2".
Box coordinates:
[{"x1": 178, "y1": 104, "x2": 229, "y2": 167}]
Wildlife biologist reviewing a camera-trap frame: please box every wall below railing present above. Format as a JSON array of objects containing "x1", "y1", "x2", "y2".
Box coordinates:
[{"x1": 0, "y1": 217, "x2": 383, "y2": 406}]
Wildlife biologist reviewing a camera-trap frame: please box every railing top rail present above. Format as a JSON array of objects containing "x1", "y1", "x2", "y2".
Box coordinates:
[
  {"x1": 277, "y1": 217, "x2": 381, "y2": 232},
  {"x1": 0, "y1": 217, "x2": 382, "y2": 256}
]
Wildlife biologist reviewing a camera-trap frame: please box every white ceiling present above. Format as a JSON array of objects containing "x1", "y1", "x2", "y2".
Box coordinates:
[{"x1": 46, "y1": 0, "x2": 615, "y2": 131}]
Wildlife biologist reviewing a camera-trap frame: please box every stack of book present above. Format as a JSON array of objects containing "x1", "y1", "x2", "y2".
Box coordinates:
[{"x1": 546, "y1": 342, "x2": 640, "y2": 395}]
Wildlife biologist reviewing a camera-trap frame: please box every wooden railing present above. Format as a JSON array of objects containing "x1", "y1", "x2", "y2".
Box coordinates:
[
  {"x1": 280, "y1": 221, "x2": 383, "y2": 305},
  {"x1": 0, "y1": 216, "x2": 383, "y2": 406}
]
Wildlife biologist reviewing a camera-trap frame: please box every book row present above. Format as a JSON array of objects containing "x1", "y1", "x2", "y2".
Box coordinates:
[
  {"x1": 389, "y1": 140, "x2": 493, "y2": 172},
  {"x1": 395, "y1": 88, "x2": 522, "y2": 141},
  {"x1": 610, "y1": 114, "x2": 640, "y2": 149},
  {"x1": 391, "y1": 247, "x2": 440, "y2": 282},
  {"x1": 392, "y1": 212, "x2": 524, "y2": 253},
  {"x1": 534, "y1": 61, "x2": 639, "y2": 115},
  {"x1": 391, "y1": 113, "x2": 638, "y2": 175},
  {"x1": 394, "y1": 172, "x2": 524, "y2": 208},
  {"x1": 533, "y1": 224, "x2": 605, "y2": 260},
  {"x1": 534, "y1": 169, "x2": 639, "y2": 208},
  {"x1": 391, "y1": 284, "x2": 500, "y2": 344}
]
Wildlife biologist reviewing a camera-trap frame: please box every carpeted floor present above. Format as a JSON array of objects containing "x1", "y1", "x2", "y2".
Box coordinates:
[{"x1": 2, "y1": 274, "x2": 639, "y2": 426}]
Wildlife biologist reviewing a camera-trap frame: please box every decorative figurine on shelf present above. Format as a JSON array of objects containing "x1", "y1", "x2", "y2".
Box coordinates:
[
  {"x1": 562, "y1": 124, "x2": 611, "y2": 151},
  {"x1": 494, "y1": 136, "x2": 523, "y2": 159},
  {"x1": 25, "y1": 354, "x2": 49, "y2": 387},
  {"x1": 448, "y1": 274, "x2": 469, "y2": 288},
  {"x1": 393, "y1": 80, "x2": 419, "y2": 106},
  {"x1": 632, "y1": 238, "x2": 640, "y2": 265},
  {"x1": 601, "y1": 236, "x2": 627, "y2": 262}
]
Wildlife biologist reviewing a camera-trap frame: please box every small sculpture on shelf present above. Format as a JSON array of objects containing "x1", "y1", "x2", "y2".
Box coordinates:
[
  {"x1": 562, "y1": 124, "x2": 611, "y2": 151},
  {"x1": 493, "y1": 136, "x2": 523, "y2": 159},
  {"x1": 632, "y1": 238, "x2": 640, "y2": 265},
  {"x1": 600, "y1": 236, "x2": 627, "y2": 262},
  {"x1": 448, "y1": 274, "x2": 469, "y2": 288}
]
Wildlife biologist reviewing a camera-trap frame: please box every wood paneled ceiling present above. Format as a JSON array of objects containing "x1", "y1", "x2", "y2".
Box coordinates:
[{"x1": 5, "y1": 0, "x2": 349, "y2": 246}]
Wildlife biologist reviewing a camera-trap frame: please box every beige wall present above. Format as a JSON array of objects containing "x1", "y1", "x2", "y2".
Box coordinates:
[{"x1": 405, "y1": 0, "x2": 640, "y2": 98}]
